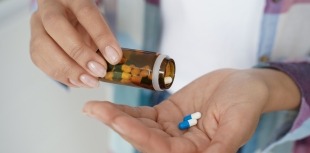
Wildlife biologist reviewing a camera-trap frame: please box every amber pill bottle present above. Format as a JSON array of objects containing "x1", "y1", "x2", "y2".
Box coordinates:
[{"x1": 99, "y1": 48, "x2": 175, "y2": 91}]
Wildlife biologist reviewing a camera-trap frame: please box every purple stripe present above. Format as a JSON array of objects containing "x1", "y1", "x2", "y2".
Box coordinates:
[
  {"x1": 265, "y1": 0, "x2": 284, "y2": 14},
  {"x1": 268, "y1": 62, "x2": 310, "y2": 130},
  {"x1": 294, "y1": 136, "x2": 310, "y2": 153},
  {"x1": 269, "y1": 62, "x2": 310, "y2": 105},
  {"x1": 268, "y1": 62, "x2": 310, "y2": 152},
  {"x1": 146, "y1": 0, "x2": 160, "y2": 5},
  {"x1": 291, "y1": 98, "x2": 310, "y2": 130},
  {"x1": 265, "y1": 0, "x2": 310, "y2": 14}
]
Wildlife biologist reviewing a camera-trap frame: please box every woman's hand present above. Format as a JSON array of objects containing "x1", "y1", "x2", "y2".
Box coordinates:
[
  {"x1": 83, "y1": 69, "x2": 300, "y2": 153},
  {"x1": 30, "y1": 0, "x2": 122, "y2": 88}
]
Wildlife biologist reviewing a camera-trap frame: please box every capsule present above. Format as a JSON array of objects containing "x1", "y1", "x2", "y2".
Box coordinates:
[
  {"x1": 114, "y1": 64, "x2": 132, "y2": 73},
  {"x1": 140, "y1": 70, "x2": 150, "y2": 77},
  {"x1": 131, "y1": 67, "x2": 141, "y2": 76},
  {"x1": 183, "y1": 112, "x2": 202, "y2": 121},
  {"x1": 98, "y1": 48, "x2": 175, "y2": 90},
  {"x1": 164, "y1": 77, "x2": 173, "y2": 84},
  {"x1": 105, "y1": 72, "x2": 131, "y2": 80},
  {"x1": 178, "y1": 119, "x2": 198, "y2": 130}
]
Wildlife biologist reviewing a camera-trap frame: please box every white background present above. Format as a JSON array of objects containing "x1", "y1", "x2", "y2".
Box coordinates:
[{"x1": 0, "y1": 1, "x2": 115, "y2": 153}]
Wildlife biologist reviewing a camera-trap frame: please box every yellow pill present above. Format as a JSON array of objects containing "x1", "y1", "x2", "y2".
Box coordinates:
[
  {"x1": 104, "y1": 72, "x2": 114, "y2": 80},
  {"x1": 105, "y1": 71, "x2": 132, "y2": 80},
  {"x1": 117, "y1": 72, "x2": 131, "y2": 80},
  {"x1": 115, "y1": 64, "x2": 132, "y2": 73}
]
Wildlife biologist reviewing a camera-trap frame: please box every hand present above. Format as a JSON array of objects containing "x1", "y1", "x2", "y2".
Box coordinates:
[
  {"x1": 84, "y1": 68, "x2": 300, "y2": 153},
  {"x1": 83, "y1": 68, "x2": 300, "y2": 153},
  {"x1": 30, "y1": 0, "x2": 122, "y2": 88}
]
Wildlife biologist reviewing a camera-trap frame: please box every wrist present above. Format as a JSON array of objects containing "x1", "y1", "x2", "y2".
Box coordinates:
[{"x1": 246, "y1": 68, "x2": 301, "y2": 113}]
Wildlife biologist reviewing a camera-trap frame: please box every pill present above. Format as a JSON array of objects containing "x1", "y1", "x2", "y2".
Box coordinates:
[
  {"x1": 114, "y1": 72, "x2": 131, "y2": 80},
  {"x1": 183, "y1": 112, "x2": 202, "y2": 121},
  {"x1": 178, "y1": 119, "x2": 198, "y2": 130},
  {"x1": 105, "y1": 72, "x2": 131, "y2": 80},
  {"x1": 131, "y1": 76, "x2": 142, "y2": 84},
  {"x1": 131, "y1": 67, "x2": 141, "y2": 76},
  {"x1": 104, "y1": 72, "x2": 114, "y2": 80},
  {"x1": 114, "y1": 64, "x2": 132, "y2": 73},
  {"x1": 140, "y1": 70, "x2": 150, "y2": 77},
  {"x1": 164, "y1": 77, "x2": 173, "y2": 84}
]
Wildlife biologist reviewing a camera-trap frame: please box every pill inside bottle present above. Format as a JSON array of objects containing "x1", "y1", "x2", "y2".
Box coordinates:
[{"x1": 98, "y1": 48, "x2": 176, "y2": 91}]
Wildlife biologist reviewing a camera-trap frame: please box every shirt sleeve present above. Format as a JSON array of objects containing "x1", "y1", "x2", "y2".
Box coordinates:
[{"x1": 263, "y1": 61, "x2": 310, "y2": 153}]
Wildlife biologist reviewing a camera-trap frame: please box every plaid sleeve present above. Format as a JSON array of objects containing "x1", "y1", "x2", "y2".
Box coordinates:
[{"x1": 262, "y1": 61, "x2": 310, "y2": 153}]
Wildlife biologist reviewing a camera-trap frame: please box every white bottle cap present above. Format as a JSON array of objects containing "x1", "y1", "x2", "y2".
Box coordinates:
[{"x1": 152, "y1": 54, "x2": 167, "y2": 91}]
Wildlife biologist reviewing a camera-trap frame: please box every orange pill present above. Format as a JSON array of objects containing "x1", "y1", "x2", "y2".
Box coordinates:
[
  {"x1": 104, "y1": 72, "x2": 114, "y2": 80},
  {"x1": 131, "y1": 68, "x2": 141, "y2": 76},
  {"x1": 131, "y1": 76, "x2": 142, "y2": 84},
  {"x1": 140, "y1": 70, "x2": 149, "y2": 77}
]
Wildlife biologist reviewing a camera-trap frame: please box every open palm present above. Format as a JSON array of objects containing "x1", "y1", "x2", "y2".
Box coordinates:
[{"x1": 84, "y1": 69, "x2": 269, "y2": 153}]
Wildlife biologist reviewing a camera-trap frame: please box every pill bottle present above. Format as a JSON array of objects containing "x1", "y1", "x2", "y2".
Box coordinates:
[{"x1": 98, "y1": 48, "x2": 175, "y2": 91}]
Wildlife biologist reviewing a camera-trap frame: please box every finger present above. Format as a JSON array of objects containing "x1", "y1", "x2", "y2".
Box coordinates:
[
  {"x1": 112, "y1": 104, "x2": 163, "y2": 129},
  {"x1": 116, "y1": 105, "x2": 158, "y2": 121},
  {"x1": 30, "y1": 12, "x2": 99, "y2": 88},
  {"x1": 138, "y1": 118, "x2": 163, "y2": 129},
  {"x1": 75, "y1": 23, "x2": 98, "y2": 51},
  {"x1": 66, "y1": 0, "x2": 122, "y2": 65},
  {"x1": 83, "y1": 101, "x2": 170, "y2": 153},
  {"x1": 38, "y1": 0, "x2": 108, "y2": 78},
  {"x1": 117, "y1": 102, "x2": 184, "y2": 137}
]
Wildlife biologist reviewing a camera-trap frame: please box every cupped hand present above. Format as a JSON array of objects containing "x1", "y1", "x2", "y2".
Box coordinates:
[
  {"x1": 30, "y1": 0, "x2": 122, "y2": 88},
  {"x1": 83, "y1": 69, "x2": 271, "y2": 153}
]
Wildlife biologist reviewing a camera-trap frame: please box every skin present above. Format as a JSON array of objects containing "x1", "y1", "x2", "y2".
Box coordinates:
[
  {"x1": 30, "y1": 0, "x2": 301, "y2": 152},
  {"x1": 83, "y1": 69, "x2": 301, "y2": 153},
  {"x1": 30, "y1": 0, "x2": 122, "y2": 88}
]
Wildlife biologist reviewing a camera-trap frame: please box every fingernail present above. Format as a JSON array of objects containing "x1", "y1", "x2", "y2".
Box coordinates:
[
  {"x1": 87, "y1": 61, "x2": 106, "y2": 77},
  {"x1": 83, "y1": 112, "x2": 97, "y2": 119},
  {"x1": 80, "y1": 74, "x2": 99, "y2": 88},
  {"x1": 103, "y1": 46, "x2": 119, "y2": 64},
  {"x1": 112, "y1": 123, "x2": 124, "y2": 135},
  {"x1": 69, "y1": 79, "x2": 81, "y2": 87}
]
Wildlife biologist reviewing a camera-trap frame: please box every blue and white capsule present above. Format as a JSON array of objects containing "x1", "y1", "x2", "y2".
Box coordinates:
[
  {"x1": 178, "y1": 119, "x2": 198, "y2": 130},
  {"x1": 183, "y1": 112, "x2": 202, "y2": 121}
]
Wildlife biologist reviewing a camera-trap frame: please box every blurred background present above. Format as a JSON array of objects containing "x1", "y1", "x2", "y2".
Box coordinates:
[{"x1": 0, "y1": 0, "x2": 159, "y2": 153}]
